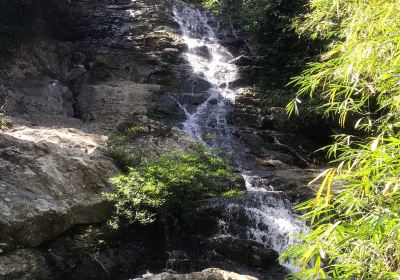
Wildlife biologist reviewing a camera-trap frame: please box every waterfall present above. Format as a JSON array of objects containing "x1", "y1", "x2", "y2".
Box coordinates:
[
  {"x1": 173, "y1": 5, "x2": 237, "y2": 151},
  {"x1": 172, "y1": 4, "x2": 307, "y2": 270}
]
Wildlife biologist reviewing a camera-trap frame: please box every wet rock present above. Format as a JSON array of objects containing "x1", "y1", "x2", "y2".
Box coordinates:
[
  {"x1": 219, "y1": 38, "x2": 246, "y2": 49},
  {"x1": 229, "y1": 55, "x2": 254, "y2": 66},
  {"x1": 0, "y1": 249, "x2": 50, "y2": 280},
  {"x1": 143, "y1": 268, "x2": 258, "y2": 280},
  {"x1": 239, "y1": 133, "x2": 266, "y2": 151},
  {"x1": 268, "y1": 168, "x2": 322, "y2": 199},
  {"x1": 259, "y1": 116, "x2": 275, "y2": 129},
  {"x1": 237, "y1": 66, "x2": 261, "y2": 85},
  {"x1": 228, "y1": 78, "x2": 248, "y2": 89},
  {"x1": 64, "y1": 64, "x2": 87, "y2": 81},
  {"x1": 219, "y1": 38, "x2": 248, "y2": 56},
  {"x1": 182, "y1": 77, "x2": 212, "y2": 93},
  {"x1": 148, "y1": 93, "x2": 187, "y2": 126},
  {"x1": 208, "y1": 98, "x2": 218, "y2": 105},
  {"x1": 205, "y1": 237, "x2": 279, "y2": 269},
  {"x1": 233, "y1": 111, "x2": 259, "y2": 127},
  {"x1": 162, "y1": 48, "x2": 181, "y2": 60},
  {"x1": 0, "y1": 1, "x2": 319, "y2": 280},
  {"x1": 192, "y1": 46, "x2": 211, "y2": 60},
  {"x1": 175, "y1": 92, "x2": 208, "y2": 105}
]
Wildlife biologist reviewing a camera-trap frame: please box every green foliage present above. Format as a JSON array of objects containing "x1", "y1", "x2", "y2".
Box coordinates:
[
  {"x1": 73, "y1": 225, "x2": 115, "y2": 277},
  {"x1": 105, "y1": 170, "x2": 168, "y2": 226},
  {"x1": 283, "y1": 0, "x2": 400, "y2": 279},
  {"x1": 73, "y1": 226, "x2": 109, "y2": 259},
  {"x1": 104, "y1": 144, "x2": 243, "y2": 227}
]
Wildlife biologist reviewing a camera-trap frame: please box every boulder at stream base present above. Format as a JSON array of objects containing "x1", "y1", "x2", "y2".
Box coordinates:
[
  {"x1": 143, "y1": 268, "x2": 258, "y2": 280},
  {"x1": 0, "y1": 129, "x2": 118, "y2": 252}
]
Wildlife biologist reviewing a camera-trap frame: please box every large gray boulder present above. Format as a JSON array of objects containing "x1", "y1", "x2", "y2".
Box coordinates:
[
  {"x1": 7, "y1": 75, "x2": 74, "y2": 117},
  {"x1": 76, "y1": 81, "x2": 161, "y2": 127},
  {"x1": 0, "y1": 125, "x2": 118, "y2": 252}
]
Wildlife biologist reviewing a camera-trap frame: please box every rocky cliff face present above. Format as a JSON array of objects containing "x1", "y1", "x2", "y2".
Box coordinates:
[
  {"x1": 0, "y1": 0, "x2": 194, "y2": 277},
  {"x1": 0, "y1": 1, "x2": 319, "y2": 279}
]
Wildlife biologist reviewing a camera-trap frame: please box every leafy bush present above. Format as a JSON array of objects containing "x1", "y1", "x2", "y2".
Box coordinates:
[
  {"x1": 104, "y1": 144, "x2": 244, "y2": 227},
  {"x1": 282, "y1": 1, "x2": 400, "y2": 279}
]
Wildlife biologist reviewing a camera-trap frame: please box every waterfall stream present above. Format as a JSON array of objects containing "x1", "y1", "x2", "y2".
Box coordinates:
[{"x1": 172, "y1": 4, "x2": 307, "y2": 270}]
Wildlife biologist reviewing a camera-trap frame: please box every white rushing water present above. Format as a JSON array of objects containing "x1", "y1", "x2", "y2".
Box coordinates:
[
  {"x1": 173, "y1": 5, "x2": 238, "y2": 151},
  {"x1": 172, "y1": 3, "x2": 307, "y2": 270}
]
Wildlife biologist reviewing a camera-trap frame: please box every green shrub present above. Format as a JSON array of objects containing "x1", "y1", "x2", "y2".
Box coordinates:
[{"x1": 104, "y1": 144, "x2": 244, "y2": 227}]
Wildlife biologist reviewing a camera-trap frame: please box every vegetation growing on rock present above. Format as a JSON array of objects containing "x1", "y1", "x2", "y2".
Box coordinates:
[{"x1": 105, "y1": 144, "x2": 244, "y2": 227}]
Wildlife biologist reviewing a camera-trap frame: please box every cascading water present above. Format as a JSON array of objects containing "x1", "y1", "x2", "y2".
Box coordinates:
[
  {"x1": 173, "y1": 5, "x2": 238, "y2": 151},
  {"x1": 173, "y1": 3, "x2": 307, "y2": 270}
]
